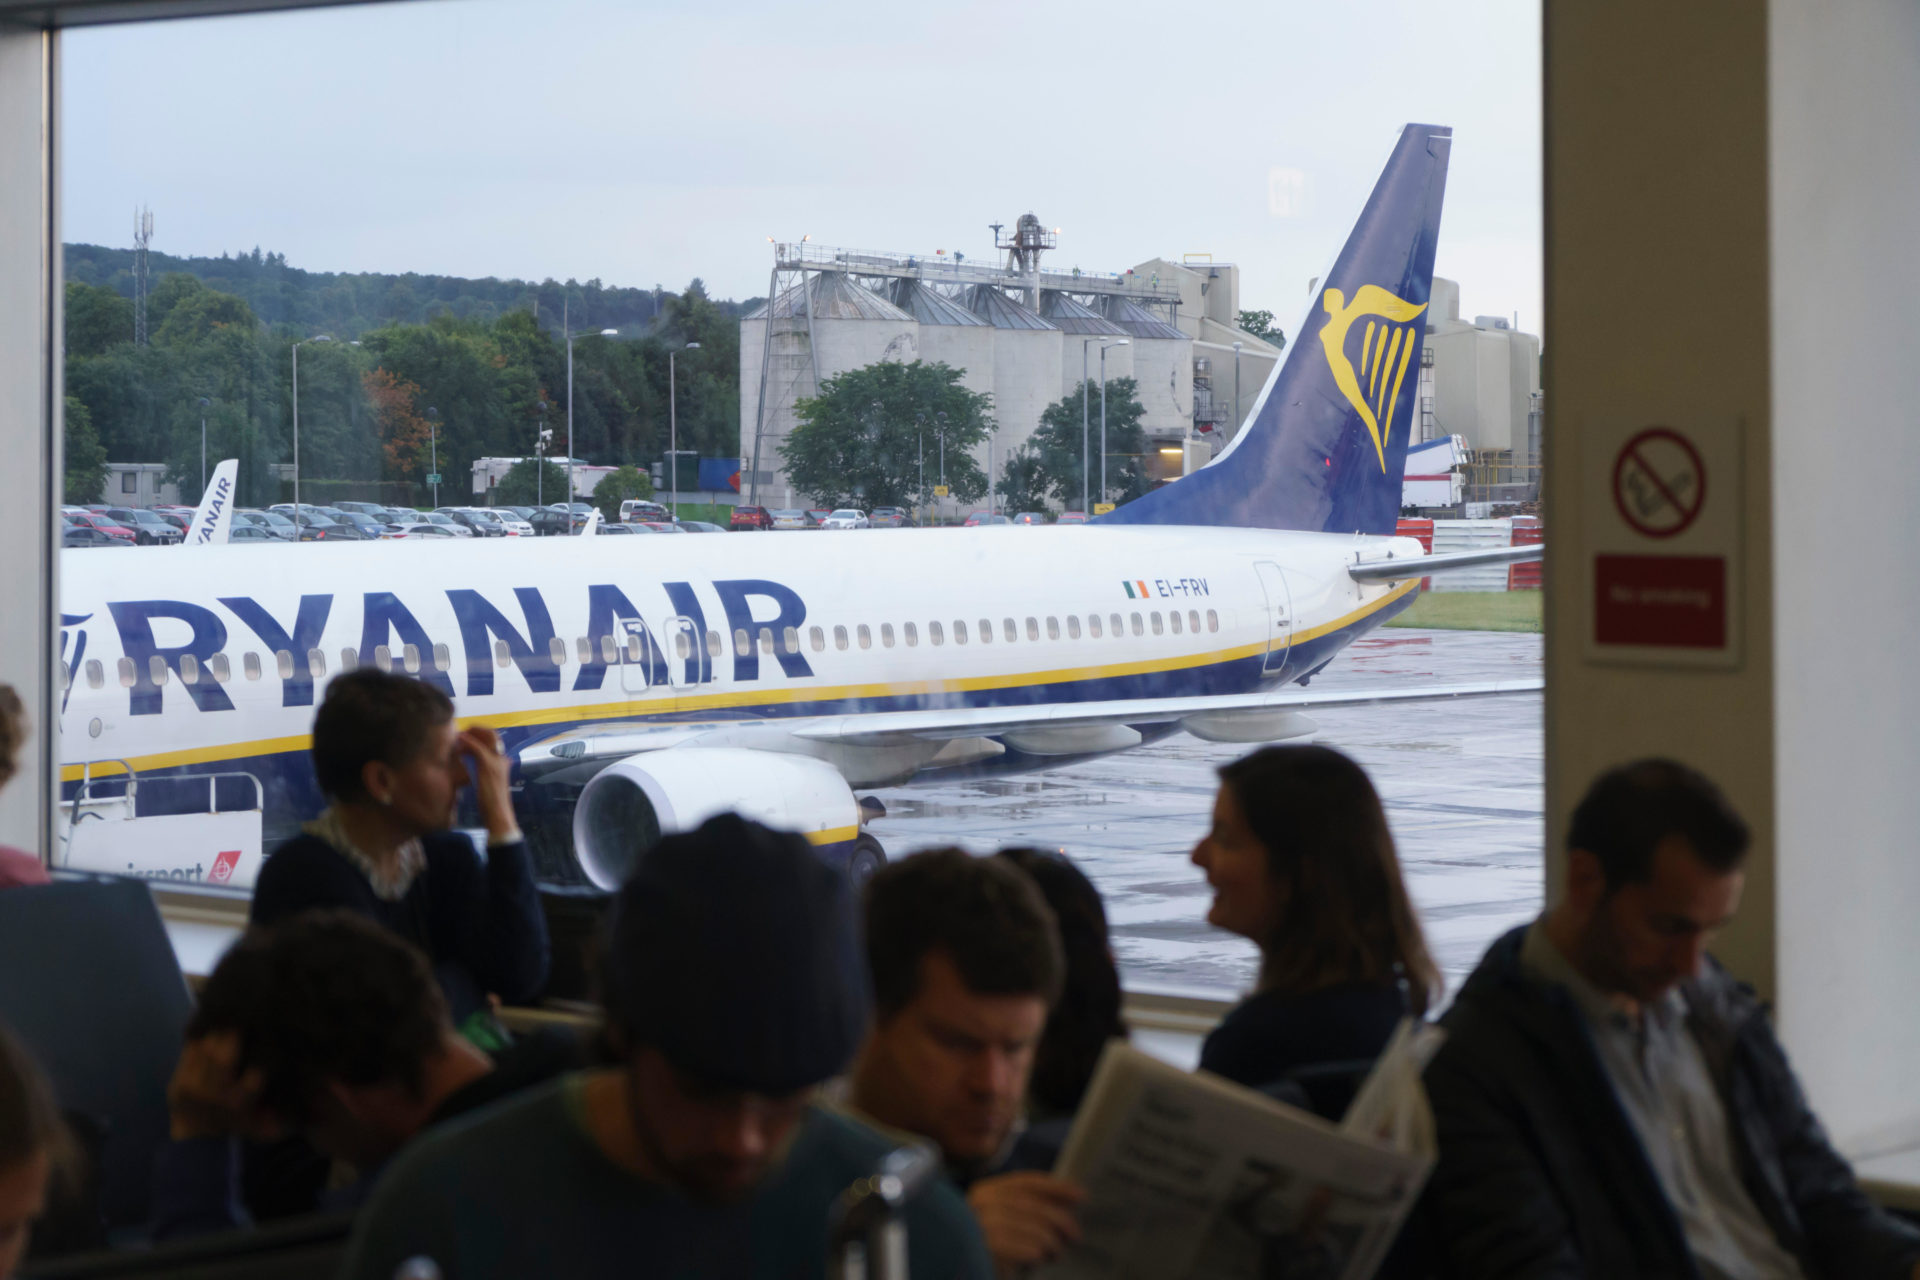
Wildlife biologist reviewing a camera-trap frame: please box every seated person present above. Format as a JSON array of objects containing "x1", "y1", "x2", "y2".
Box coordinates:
[
  {"x1": 847, "y1": 847, "x2": 1086, "y2": 1274},
  {"x1": 154, "y1": 910, "x2": 579, "y2": 1239},
  {"x1": 1425, "y1": 759, "x2": 1920, "y2": 1278},
  {"x1": 992, "y1": 848, "x2": 1127, "y2": 1125},
  {"x1": 252, "y1": 668, "x2": 548, "y2": 1024},
  {"x1": 339, "y1": 815, "x2": 991, "y2": 1280},
  {"x1": 0, "y1": 687, "x2": 47, "y2": 891},
  {"x1": 1191, "y1": 745, "x2": 1438, "y2": 1098},
  {"x1": 1, "y1": 1021, "x2": 70, "y2": 1279}
]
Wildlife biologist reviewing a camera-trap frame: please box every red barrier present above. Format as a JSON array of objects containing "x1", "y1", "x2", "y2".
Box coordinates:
[
  {"x1": 1509, "y1": 516, "x2": 1543, "y2": 590},
  {"x1": 1396, "y1": 518, "x2": 1435, "y2": 592}
]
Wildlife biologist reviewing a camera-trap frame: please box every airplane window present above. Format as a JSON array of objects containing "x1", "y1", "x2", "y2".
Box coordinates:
[
  {"x1": 210, "y1": 654, "x2": 230, "y2": 683},
  {"x1": 881, "y1": 623, "x2": 895, "y2": 648},
  {"x1": 1130, "y1": 613, "x2": 1144, "y2": 637},
  {"x1": 834, "y1": 626, "x2": 849, "y2": 651},
  {"x1": 929, "y1": 621, "x2": 943, "y2": 646},
  {"x1": 1169, "y1": 611, "x2": 1183, "y2": 635},
  {"x1": 759, "y1": 628, "x2": 775, "y2": 655},
  {"x1": 178, "y1": 654, "x2": 199, "y2": 685},
  {"x1": 706, "y1": 630, "x2": 722, "y2": 658},
  {"x1": 809, "y1": 626, "x2": 825, "y2": 652},
  {"x1": 632, "y1": 633, "x2": 648, "y2": 663},
  {"x1": 1067, "y1": 616, "x2": 1081, "y2": 640},
  {"x1": 576, "y1": 636, "x2": 593, "y2": 664},
  {"x1": 903, "y1": 622, "x2": 917, "y2": 647},
  {"x1": 340, "y1": 647, "x2": 358, "y2": 670},
  {"x1": 275, "y1": 650, "x2": 293, "y2": 681},
  {"x1": 1003, "y1": 618, "x2": 1017, "y2": 643},
  {"x1": 373, "y1": 645, "x2": 392, "y2": 672},
  {"x1": 953, "y1": 620, "x2": 967, "y2": 645},
  {"x1": 84, "y1": 659, "x2": 103, "y2": 689},
  {"x1": 433, "y1": 643, "x2": 452, "y2": 671},
  {"x1": 1046, "y1": 617, "x2": 1060, "y2": 641},
  {"x1": 405, "y1": 644, "x2": 422, "y2": 674},
  {"x1": 734, "y1": 628, "x2": 750, "y2": 655},
  {"x1": 978, "y1": 618, "x2": 992, "y2": 644},
  {"x1": 600, "y1": 635, "x2": 619, "y2": 664},
  {"x1": 1150, "y1": 613, "x2": 1163, "y2": 636},
  {"x1": 307, "y1": 648, "x2": 327, "y2": 679},
  {"x1": 494, "y1": 639, "x2": 511, "y2": 669},
  {"x1": 1207, "y1": 609, "x2": 1220, "y2": 633},
  {"x1": 1025, "y1": 617, "x2": 1040, "y2": 642},
  {"x1": 783, "y1": 626, "x2": 800, "y2": 654},
  {"x1": 1089, "y1": 614, "x2": 1103, "y2": 639},
  {"x1": 671, "y1": 629, "x2": 691, "y2": 663},
  {"x1": 117, "y1": 657, "x2": 135, "y2": 689},
  {"x1": 548, "y1": 636, "x2": 567, "y2": 666},
  {"x1": 148, "y1": 654, "x2": 169, "y2": 686},
  {"x1": 1110, "y1": 613, "x2": 1125, "y2": 638},
  {"x1": 1188, "y1": 609, "x2": 1201, "y2": 634},
  {"x1": 857, "y1": 625, "x2": 872, "y2": 650}
]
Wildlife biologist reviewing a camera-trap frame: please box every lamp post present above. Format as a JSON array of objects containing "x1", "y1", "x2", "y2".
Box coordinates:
[
  {"x1": 290, "y1": 334, "x2": 332, "y2": 515},
  {"x1": 197, "y1": 397, "x2": 210, "y2": 495},
  {"x1": 1231, "y1": 339, "x2": 1244, "y2": 431},
  {"x1": 935, "y1": 410, "x2": 947, "y2": 523},
  {"x1": 535, "y1": 401, "x2": 550, "y2": 509},
  {"x1": 565, "y1": 325, "x2": 620, "y2": 513},
  {"x1": 669, "y1": 341, "x2": 700, "y2": 519},
  {"x1": 1081, "y1": 339, "x2": 1094, "y2": 516},
  {"x1": 426, "y1": 406, "x2": 440, "y2": 508},
  {"x1": 1098, "y1": 338, "x2": 1130, "y2": 506}
]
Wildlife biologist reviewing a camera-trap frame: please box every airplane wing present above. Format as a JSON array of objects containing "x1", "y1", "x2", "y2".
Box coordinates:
[
  {"x1": 515, "y1": 678, "x2": 1541, "y2": 770},
  {"x1": 1349, "y1": 543, "x2": 1540, "y2": 583},
  {"x1": 182, "y1": 459, "x2": 239, "y2": 547}
]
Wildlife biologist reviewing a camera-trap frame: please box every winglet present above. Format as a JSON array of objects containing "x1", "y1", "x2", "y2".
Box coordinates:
[
  {"x1": 579, "y1": 509, "x2": 602, "y2": 536},
  {"x1": 183, "y1": 460, "x2": 239, "y2": 547}
]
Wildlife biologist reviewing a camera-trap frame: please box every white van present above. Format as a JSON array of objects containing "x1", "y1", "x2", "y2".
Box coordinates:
[{"x1": 620, "y1": 499, "x2": 670, "y2": 523}]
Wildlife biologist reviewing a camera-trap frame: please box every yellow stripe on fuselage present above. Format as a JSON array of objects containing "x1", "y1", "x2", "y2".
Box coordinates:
[{"x1": 61, "y1": 578, "x2": 1417, "y2": 781}]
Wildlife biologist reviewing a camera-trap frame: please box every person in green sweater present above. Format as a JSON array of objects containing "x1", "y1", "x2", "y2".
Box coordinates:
[{"x1": 339, "y1": 814, "x2": 993, "y2": 1280}]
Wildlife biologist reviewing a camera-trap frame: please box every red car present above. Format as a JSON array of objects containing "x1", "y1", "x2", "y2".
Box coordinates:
[
  {"x1": 730, "y1": 505, "x2": 773, "y2": 531},
  {"x1": 70, "y1": 512, "x2": 136, "y2": 542}
]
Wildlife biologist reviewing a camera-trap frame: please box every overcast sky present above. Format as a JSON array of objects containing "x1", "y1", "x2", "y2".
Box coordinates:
[{"x1": 62, "y1": 0, "x2": 1540, "y2": 337}]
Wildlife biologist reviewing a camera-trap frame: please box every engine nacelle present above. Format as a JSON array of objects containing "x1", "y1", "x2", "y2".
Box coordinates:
[{"x1": 571, "y1": 747, "x2": 861, "y2": 890}]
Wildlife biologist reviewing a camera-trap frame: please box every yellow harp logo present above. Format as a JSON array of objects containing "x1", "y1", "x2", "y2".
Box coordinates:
[{"x1": 1317, "y1": 285, "x2": 1428, "y2": 471}]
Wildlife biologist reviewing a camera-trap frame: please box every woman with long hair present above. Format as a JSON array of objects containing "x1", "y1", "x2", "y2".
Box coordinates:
[{"x1": 1190, "y1": 744, "x2": 1438, "y2": 1088}]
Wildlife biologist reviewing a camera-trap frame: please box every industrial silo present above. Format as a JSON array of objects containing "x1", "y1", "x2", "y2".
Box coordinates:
[
  {"x1": 1101, "y1": 295, "x2": 1192, "y2": 443},
  {"x1": 963, "y1": 285, "x2": 1063, "y2": 467},
  {"x1": 1040, "y1": 292, "x2": 1134, "y2": 404}
]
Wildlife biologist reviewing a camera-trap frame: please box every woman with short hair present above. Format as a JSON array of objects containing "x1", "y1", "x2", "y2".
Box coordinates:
[
  {"x1": 252, "y1": 669, "x2": 549, "y2": 1022},
  {"x1": 1190, "y1": 744, "x2": 1438, "y2": 1090}
]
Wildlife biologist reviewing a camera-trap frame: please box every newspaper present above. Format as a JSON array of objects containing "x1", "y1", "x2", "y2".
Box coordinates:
[{"x1": 1038, "y1": 1019, "x2": 1443, "y2": 1280}]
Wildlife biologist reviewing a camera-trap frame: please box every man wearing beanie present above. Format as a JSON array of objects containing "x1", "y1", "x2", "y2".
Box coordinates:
[{"x1": 340, "y1": 815, "x2": 991, "y2": 1280}]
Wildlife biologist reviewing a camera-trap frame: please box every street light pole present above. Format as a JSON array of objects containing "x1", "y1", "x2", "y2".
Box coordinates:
[
  {"x1": 426, "y1": 406, "x2": 440, "y2": 508},
  {"x1": 198, "y1": 397, "x2": 210, "y2": 495},
  {"x1": 289, "y1": 334, "x2": 332, "y2": 516},
  {"x1": 1081, "y1": 339, "x2": 1092, "y2": 516},
  {"x1": 565, "y1": 323, "x2": 624, "y2": 516},
  {"x1": 669, "y1": 341, "x2": 701, "y2": 519},
  {"x1": 1098, "y1": 338, "x2": 1129, "y2": 506},
  {"x1": 914, "y1": 412, "x2": 925, "y2": 514},
  {"x1": 935, "y1": 411, "x2": 947, "y2": 523},
  {"x1": 536, "y1": 401, "x2": 549, "y2": 509},
  {"x1": 1232, "y1": 340, "x2": 1244, "y2": 431}
]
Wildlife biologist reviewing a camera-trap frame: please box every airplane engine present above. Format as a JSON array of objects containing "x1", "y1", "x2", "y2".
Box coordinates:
[{"x1": 571, "y1": 747, "x2": 865, "y2": 890}]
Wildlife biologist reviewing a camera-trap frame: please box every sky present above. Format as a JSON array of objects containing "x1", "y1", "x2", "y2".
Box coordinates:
[{"x1": 61, "y1": 0, "x2": 1541, "y2": 338}]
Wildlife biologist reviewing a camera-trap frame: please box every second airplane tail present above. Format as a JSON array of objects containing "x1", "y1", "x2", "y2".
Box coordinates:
[{"x1": 1100, "y1": 123, "x2": 1452, "y2": 538}]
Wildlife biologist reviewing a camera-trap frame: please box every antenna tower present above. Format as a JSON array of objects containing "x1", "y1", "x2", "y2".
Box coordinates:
[{"x1": 133, "y1": 205, "x2": 154, "y2": 346}]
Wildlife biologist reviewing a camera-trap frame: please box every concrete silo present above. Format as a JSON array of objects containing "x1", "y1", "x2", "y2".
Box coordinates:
[
  {"x1": 963, "y1": 285, "x2": 1063, "y2": 464},
  {"x1": 1040, "y1": 292, "x2": 1134, "y2": 403},
  {"x1": 1100, "y1": 295, "x2": 1191, "y2": 444}
]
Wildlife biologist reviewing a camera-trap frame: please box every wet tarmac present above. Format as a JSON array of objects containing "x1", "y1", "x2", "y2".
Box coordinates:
[{"x1": 865, "y1": 627, "x2": 1544, "y2": 1003}]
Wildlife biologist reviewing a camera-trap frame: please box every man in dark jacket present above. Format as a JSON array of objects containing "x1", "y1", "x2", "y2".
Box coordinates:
[{"x1": 1426, "y1": 759, "x2": 1920, "y2": 1279}]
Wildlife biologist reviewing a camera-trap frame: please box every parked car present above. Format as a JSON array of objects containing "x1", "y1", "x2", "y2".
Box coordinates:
[
  {"x1": 769, "y1": 509, "x2": 815, "y2": 531},
  {"x1": 334, "y1": 511, "x2": 399, "y2": 540},
  {"x1": 730, "y1": 505, "x2": 773, "y2": 531},
  {"x1": 1056, "y1": 511, "x2": 1089, "y2": 525},
  {"x1": 70, "y1": 512, "x2": 136, "y2": 542},
  {"x1": 226, "y1": 524, "x2": 279, "y2": 543},
  {"x1": 675, "y1": 520, "x2": 725, "y2": 533},
  {"x1": 819, "y1": 509, "x2": 869, "y2": 530},
  {"x1": 963, "y1": 511, "x2": 1013, "y2": 527},
  {"x1": 868, "y1": 507, "x2": 914, "y2": 528},
  {"x1": 104, "y1": 507, "x2": 184, "y2": 545},
  {"x1": 392, "y1": 522, "x2": 457, "y2": 539},
  {"x1": 806, "y1": 508, "x2": 832, "y2": 526},
  {"x1": 637, "y1": 521, "x2": 684, "y2": 534},
  {"x1": 527, "y1": 507, "x2": 584, "y2": 536},
  {"x1": 63, "y1": 525, "x2": 129, "y2": 548},
  {"x1": 620, "y1": 499, "x2": 671, "y2": 523},
  {"x1": 596, "y1": 523, "x2": 646, "y2": 536},
  {"x1": 433, "y1": 507, "x2": 498, "y2": 538},
  {"x1": 422, "y1": 511, "x2": 474, "y2": 538},
  {"x1": 1013, "y1": 512, "x2": 1049, "y2": 526},
  {"x1": 293, "y1": 513, "x2": 349, "y2": 542},
  {"x1": 237, "y1": 509, "x2": 298, "y2": 541},
  {"x1": 312, "y1": 508, "x2": 375, "y2": 540},
  {"x1": 490, "y1": 509, "x2": 534, "y2": 536},
  {"x1": 154, "y1": 509, "x2": 193, "y2": 533}
]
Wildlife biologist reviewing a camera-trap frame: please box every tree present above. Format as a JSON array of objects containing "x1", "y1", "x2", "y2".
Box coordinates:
[
  {"x1": 1027, "y1": 378, "x2": 1154, "y2": 509},
  {"x1": 780, "y1": 360, "x2": 994, "y2": 510},
  {"x1": 997, "y1": 446, "x2": 1049, "y2": 517},
  {"x1": 591, "y1": 464, "x2": 654, "y2": 521},
  {"x1": 63, "y1": 395, "x2": 109, "y2": 504},
  {"x1": 65, "y1": 282, "x2": 133, "y2": 357},
  {"x1": 363, "y1": 367, "x2": 432, "y2": 481},
  {"x1": 1236, "y1": 309, "x2": 1286, "y2": 348},
  {"x1": 494, "y1": 457, "x2": 567, "y2": 507}
]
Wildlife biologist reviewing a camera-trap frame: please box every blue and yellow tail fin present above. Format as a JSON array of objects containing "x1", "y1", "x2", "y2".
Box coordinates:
[{"x1": 1100, "y1": 124, "x2": 1451, "y2": 537}]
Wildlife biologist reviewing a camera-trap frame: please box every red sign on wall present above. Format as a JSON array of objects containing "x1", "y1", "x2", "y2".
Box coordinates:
[{"x1": 1593, "y1": 554, "x2": 1726, "y2": 648}]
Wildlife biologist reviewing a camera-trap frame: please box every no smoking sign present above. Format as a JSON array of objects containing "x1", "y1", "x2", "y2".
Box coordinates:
[{"x1": 1582, "y1": 418, "x2": 1743, "y2": 668}]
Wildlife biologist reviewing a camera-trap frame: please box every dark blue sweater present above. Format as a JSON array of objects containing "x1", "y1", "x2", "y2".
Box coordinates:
[
  {"x1": 1198, "y1": 980, "x2": 1407, "y2": 1092},
  {"x1": 250, "y1": 830, "x2": 550, "y2": 1015}
]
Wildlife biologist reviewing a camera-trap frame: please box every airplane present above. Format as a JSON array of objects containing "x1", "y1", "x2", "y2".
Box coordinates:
[{"x1": 53, "y1": 122, "x2": 1539, "y2": 892}]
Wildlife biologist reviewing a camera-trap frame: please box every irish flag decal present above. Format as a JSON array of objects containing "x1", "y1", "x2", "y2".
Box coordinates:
[{"x1": 1122, "y1": 580, "x2": 1151, "y2": 599}]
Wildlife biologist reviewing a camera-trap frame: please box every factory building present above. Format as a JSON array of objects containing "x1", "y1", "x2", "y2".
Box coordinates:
[
  {"x1": 739, "y1": 217, "x2": 1277, "y2": 511},
  {"x1": 1417, "y1": 277, "x2": 1543, "y2": 503}
]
